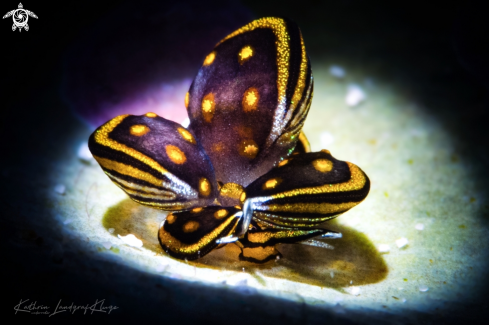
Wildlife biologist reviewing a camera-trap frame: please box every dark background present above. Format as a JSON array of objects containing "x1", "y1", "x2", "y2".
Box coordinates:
[{"x1": 1, "y1": 0, "x2": 488, "y2": 323}]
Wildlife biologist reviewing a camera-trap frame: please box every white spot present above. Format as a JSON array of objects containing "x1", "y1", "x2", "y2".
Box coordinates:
[
  {"x1": 347, "y1": 286, "x2": 361, "y2": 296},
  {"x1": 401, "y1": 298, "x2": 407, "y2": 303},
  {"x1": 419, "y1": 285, "x2": 429, "y2": 292},
  {"x1": 345, "y1": 84, "x2": 366, "y2": 107},
  {"x1": 108, "y1": 228, "x2": 115, "y2": 234},
  {"x1": 378, "y1": 244, "x2": 390, "y2": 253},
  {"x1": 77, "y1": 142, "x2": 93, "y2": 162},
  {"x1": 396, "y1": 237, "x2": 409, "y2": 248},
  {"x1": 330, "y1": 271, "x2": 334, "y2": 278},
  {"x1": 320, "y1": 132, "x2": 335, "y2": 147},
  {"x1": 415, "y1": 223, "x2": 424, "y2": 230},
  {"x1": 101, "y1": 241, "x2": 112, "y2": 249},
  {"x1": 54, "y1": 184, "x2": 66, "y2": 195},
  {"x1": 181, "y1": 117, "x2": 190, "y2": 128},
  {"x1": 118, "y1": 234, "x2": 143, "y2": 248},
  {"x1": 329, "y1": 65, "x2": 345, "y2": 78}
]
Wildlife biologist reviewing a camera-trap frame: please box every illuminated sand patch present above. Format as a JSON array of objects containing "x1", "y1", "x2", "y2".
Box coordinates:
[{"x1": 51, "y1": 64, "x2": 488, "y2": 316}]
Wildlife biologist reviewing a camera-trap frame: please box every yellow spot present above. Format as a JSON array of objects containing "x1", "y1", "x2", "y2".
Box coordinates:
[
  {"x1": 263, "y1": 178, "x2": 281, "y2": 190},
  {"x1": 130, "y1": 124, "x2": 150, "y2": 136},
  {"x1": 165, "y1": 145, "x2": 186, "y2": 164},
  {"x1": 321, "y1": 149, "x2": 331, "y2": 155},
  {"x1": 242, "y1": 87, "x2": 259, "y2": 112},
  {"x1": 278, "y1": 159, "x2": 289, "y2": 167},
  {"x1": 199, "y1": 178, "x2": 211, "y2": 197},
  {"x1": 239, "y1": 139, "x2": 259, "y2": 159},
  {"x1": 183, "y1": 220, "x2": 200, "y2": 233},
  {"x1": 145, "y1": 112, "x2": 157, "y2": 118},
  {"x1": 191, "y1": 207, "x2": 203, "y2": 213},
  {"x1": 185, "y1": 92, "x2": 189, "y2": 108},
  {"x1": 177, "y1": 127, "x2": 196, "y2": 144},
  {"x1": 166, "y1": 213, "x2": 176, "y2": 224},
  {"x1": 240, "y1": 192, "x2": 246, "y2": 203},
  {"x1": 201, "y1": 93, "x2": 215, "y2": 123},
  {"x1": 214, "y1": 209, "x2": 228, "y2": 219},
  {"x1": 408, "y1": 159, "x2": 414, "y2": 165},
  {"x1": 220, "y1": 183, "x2": 244, "y2": 200},
  {"x1": 312, "y1": 159, "x2": 333, "y2": 173},
  {"x1": 234, "y1": 205, "x2": 241, "y2": 209},
  {"x1": 203, "y1": 51, "x2": 216, "y2": 66},
  {"x1": 238, "y1": 46, "x2": 253, "y2": 64},
  {"x1": 217, "y1": 18, "x2": 293, "y2": 128}
]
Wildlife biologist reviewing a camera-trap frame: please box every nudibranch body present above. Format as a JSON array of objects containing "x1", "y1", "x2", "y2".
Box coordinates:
[{"x1": 89, "y1": 17, "x2": 370, "y2": 263}]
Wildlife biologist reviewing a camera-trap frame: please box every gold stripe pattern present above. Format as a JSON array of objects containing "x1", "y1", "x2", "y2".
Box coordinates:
[
  {"x1": 159, "y1": 215, "x2": 239, "y2": 255},
  {"x1": 247, "y1": 228, "x2": 320, "y2": 244},
  {"x1": 289, "y1": 34, "x2": 308, "y2": 112},
  {"x1": 257, "y1": 201, "x2": 358, "y2": 214},
  {"x1": 270, "y1": 162, "x2": 367, "y2": 199},
  {"x1": 93, "y1": 115, "x2": 170, "y2": 176},
  {"x1": 94, "y1": 155, "x2": 164, "y2": 188},
  {"x1": 218, "y1": 17, "x2": 289, "y2": 115}
]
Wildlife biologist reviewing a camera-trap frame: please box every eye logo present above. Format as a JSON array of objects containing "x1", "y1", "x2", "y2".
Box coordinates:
[{"x1": 3, "y1": 3, "x2": 37, "y2": 32}]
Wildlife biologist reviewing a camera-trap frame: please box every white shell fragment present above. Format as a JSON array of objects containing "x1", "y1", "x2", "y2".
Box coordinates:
[
  {"x1": 415, "y1": 223, "x2": 425, "y2": 230},
  {"x1": 77, "y1": 142, "x2": 94, "y2": 162},
  {"x1": 101, "y1": 241, "x2": 112, "y2": 249},
  {"x1": 378, "y1": 244, "x2": 391, "y2": 253},
  {"x1": 320, "y1": 131, "x2": 335, "y2": 147},
  {"x1": 396, "y1": 237, "x2": 409, "y2": 248},
  {"x1": 108, "y1": 228, "x2": 115, "y2": 234},
  {"x1": 419, "y1": 285, "x2": 429, "y2": 292},
  {"x1": 329, "y1": 65, "x2": 345, "y2": 78},
  {"x1": 54, "y1": 184, "x2": 66, "y2": 195},
  {"x1": 118, "y1": 234, "x2": 143, "y2": 248},
  {"x1": 347, "y1": 286, "x2": 361, "y2": 296},
  {"x1": 345, "y1": 84, "x2": 366, "y2": 107}
]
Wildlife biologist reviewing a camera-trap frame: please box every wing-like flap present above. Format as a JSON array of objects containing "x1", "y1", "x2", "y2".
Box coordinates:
[
  {"x1": 158, "y1": 207, "x2": 241, "y2": 260},
  {"x1": 187, "y1": 17, "x2": 313, "y2": 187},
  {"x1": 88, "y1": 113, "x2": 219, "y2": 211},
  {"x1": 246, "y1": 150, "x2": 370, "y2": 227}
]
